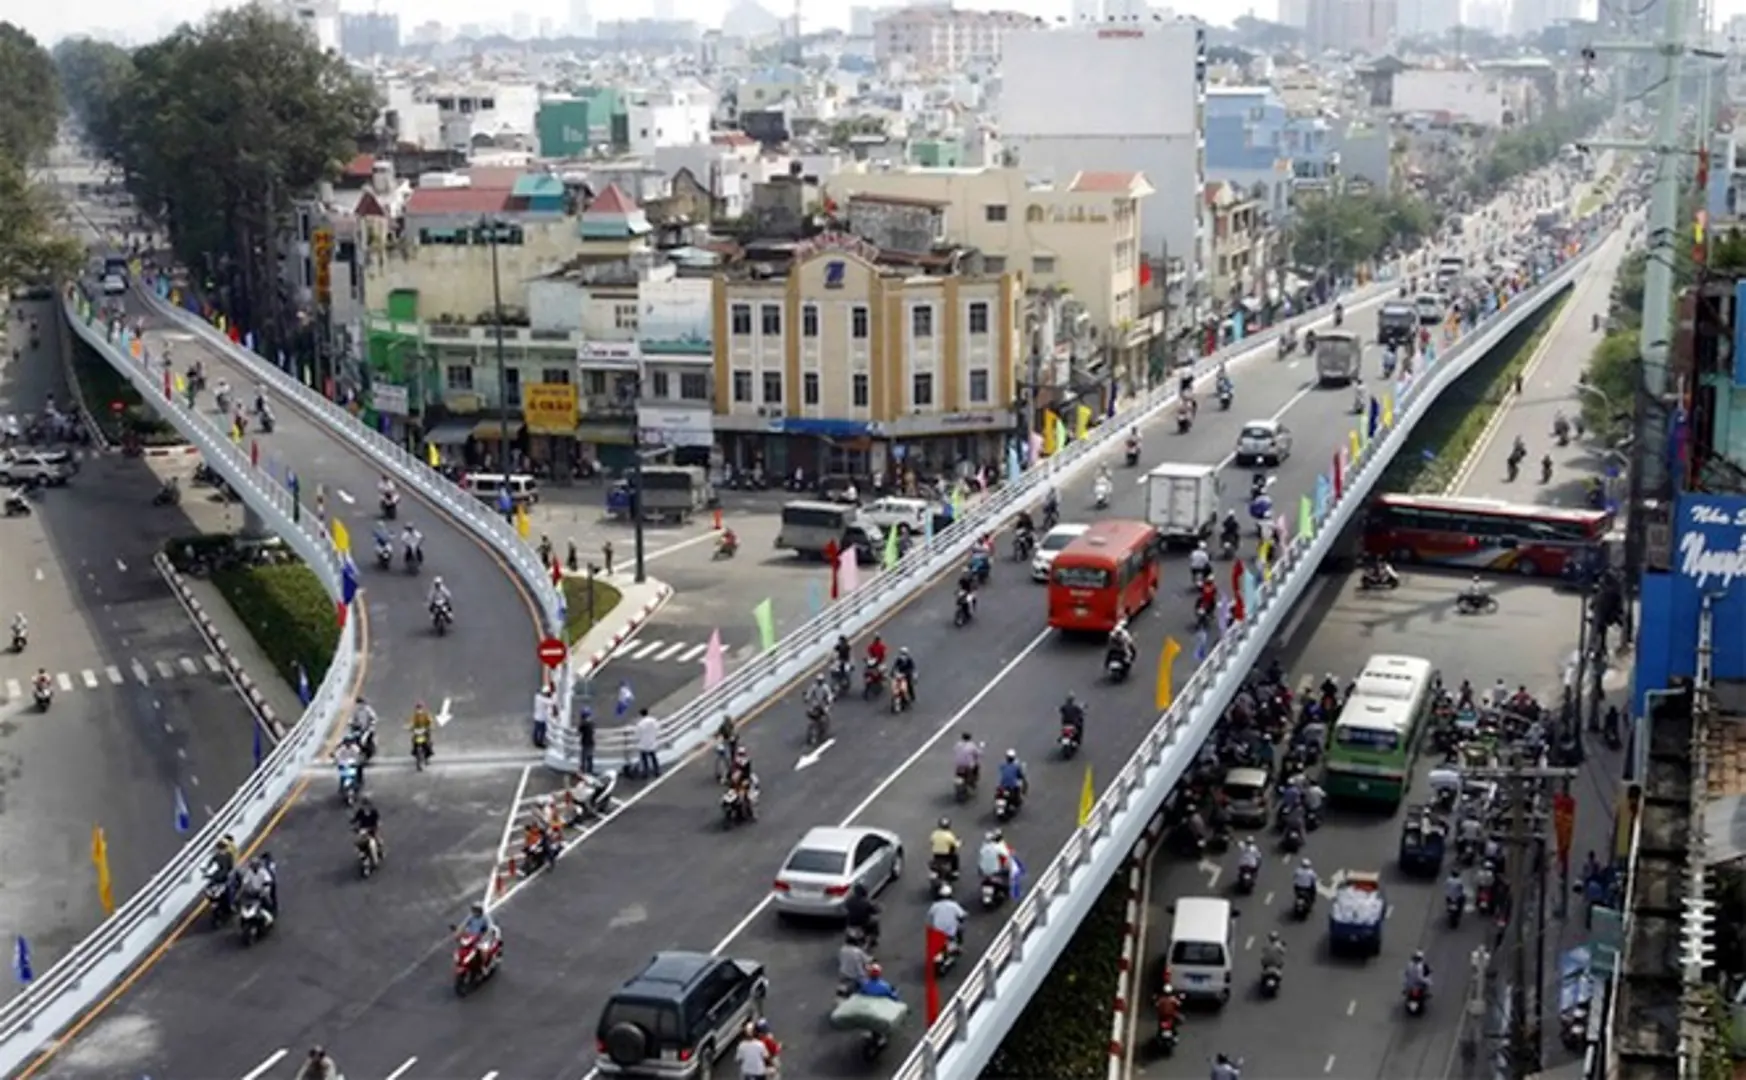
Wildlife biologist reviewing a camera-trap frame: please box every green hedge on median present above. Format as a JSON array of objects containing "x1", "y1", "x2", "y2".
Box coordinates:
[
  {"x1": 980, "y1": 875, "x2": 1129, "y2": 1080},
  {"x1": 561, "y1": 575, "x2": 624, "y2": 645},
  {"x1": 1381, "y1": 293, "x2": 1569, "y2": 494},
  {"x1": 211, "y1": 562, "x2": 339, "y2": 693},
  {"x1": 69, "y1": 334, "x2": 180, "y2": 444}
]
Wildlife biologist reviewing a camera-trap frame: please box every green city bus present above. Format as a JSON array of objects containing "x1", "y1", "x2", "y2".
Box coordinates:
[{"x1": 1322, "y1": 654, "x2": 1437, "y2": 808}]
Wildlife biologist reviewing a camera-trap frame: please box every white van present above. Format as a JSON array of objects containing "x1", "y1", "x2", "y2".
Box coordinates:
[
  {"x1": 463, "y1": 472, "x2": 540, "y2": 507},
  {"x1": 1167, "y1": 897, "x2": 1235, "y2": 1005},
  {"x1": 860, "y1": 496, "x2": 935, "y2": 536}
]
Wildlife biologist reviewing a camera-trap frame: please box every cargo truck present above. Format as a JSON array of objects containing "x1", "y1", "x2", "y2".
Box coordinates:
[
  {"x1": 1145, "y1": 462, "x2": 1222, "y2": 548},
  {"x1": 1313, "y1": 330, "x2": 1363, "y2": 386}
]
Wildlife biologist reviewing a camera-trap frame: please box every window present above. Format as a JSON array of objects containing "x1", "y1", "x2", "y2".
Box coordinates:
[
  {"x1": 852, "y1": 373, "x2": 870, "y2": 408},
  {"x1": 911, "y1": 305, "x2": 934, "y2": 338},
  {"x1": 803, "y1": 372, "x2": 820, "y2": 406},
  {"x1": 912, "y1": 372, "x2": 934, "y2": 408},
  {"x1": 1032, "y1": 255, "x2": 1056, "y2": 275},
  {"x1": 761, "y1": 371, "x2": 783, "y2": 404},
  {"x1": 731, "y1": 303, "x2": 752, "y2": 335},
  {"x1": 732, "y1": 370, "x2": 753, "y2": 402},
  {"x1": 583, "y1": 371, "x2": 607, "y2": 396},
  {"x1": 968, "y1": 301, "x2": 990, "y2": 335},
  {"x1": 802, "y1": 304, "x2": 820, "y2": 338},
  {"x1": 851, "y1": 305, "x2": 870, "y2": 340},
  {"x1": 760, "y1": 304, "x2": 782, "y2": 336},
  {"x1": 984, "y1": 204, "x2": 1008, "y2": 222},
  {"x1": 651, "y1": 371, "x2": 670, "y2": 398},
  {"x1": 969, "y1": 369, "x2": 990, "y2": 403},
  {"x1": 503, "y1": 367, "x2": 522, "y2": 406},
  {"x1": 540, "y1": 367, "x2": 571, "y2": 385},
  {"x1": 983, "y1": 255, "x2": 1006, "y2": 273},
  {"x1": 613, "y1": 303, "x2": 639, "y2": 331},
  {"x1": 680, "y1": 373, "x2": 709, "y2": 401},
  {"x1": 445, "y1": 364, "x2": 474, "y2": 391}
]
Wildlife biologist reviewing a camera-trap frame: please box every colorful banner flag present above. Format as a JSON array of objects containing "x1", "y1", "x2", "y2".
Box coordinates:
[
  {"x1": 514, "y1": 504, "x2": 531, "y2": 539},
  {"x1": 1349, "y1": 428, "x2": 1362, "y2": 460},
  {"x1": 882, "y1": 525, "x2": 899, "y2": 570},
  {"x1": 1077, "y1": 765, "x2": 1096, "y2": 827},
  {"x1": 92, "y1": 826, "x2": 114, "y2": 916},
  {"x1": 1155, "y1": 637, "x2": 1183, "y2": 710},
  {"x1": 1074, "y1": 404, "x2": 1092, "y2": 441},
  {"x1": 330, "y1": 519, "x2": 351, "y2": 555},
  {"x1": 12, "y1": 935, "x2": 31, "y2": 984},
  {"x1": 752, "y1": 598, "x2": 776, "y2": 652},
  {"x1": 1298, "y1": 495, "x2": 1313, "y2": 540},
  {"x1": 1006, "y1": 442, "x2": 1022, "y2": 482},
  {"x1": 838, "y1": 545, "x2": 860, "y2": 596},
  {"x1": 807, "y1": 578, "x2": 823, "y2": 615},
  {"x1": 1382, "y1": 394, "x2": 1394, "y2": 428},
  {"x1": 296, "y1": 664, "x2": 311, "y2": 706},
  {"x1": 174, "y1": 786, "x2": 191, "y2": 833},
  {"x1": 1043, "y1": 411, "x2": 1060, "y2": 456},
  {"x1": 950, "y1": 486, "x2": 964, "y2": 519},
  {"x1": 426, "y1": 443, "x2": 441, "y2": 468},
  {"x1": 1241, "y1": 564, "x2": 1259, "y2": 615},
  {"x1": 701, "y1": 629, "x2": 726, "y2": 690},
  {"x1": 615, "y1": 680, "x2": 635, "y2": 717},
  {"x1": 1368, "y1": 395, "x2": 1382, "y2": 438}
]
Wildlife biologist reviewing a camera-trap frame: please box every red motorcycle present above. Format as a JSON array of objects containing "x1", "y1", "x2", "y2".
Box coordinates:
[
  {"x1": 453, "y1": 933, "x2": 503, "y2": 996},
  {"x1": 862, "y1": 661, "x2": 885, "y2": 700}
]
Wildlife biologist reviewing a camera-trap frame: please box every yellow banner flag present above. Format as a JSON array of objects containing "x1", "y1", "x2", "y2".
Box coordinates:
[
  {"x1": 1077, "y1": 765, "x2": 1096, "y2": 827},
  {"x1": 1074, "y1": 405, "x2": 1092, "y2": 441},
  {"x1": 92, "y1": 826, "x2": 114, "y2": 916},
  {"x1": 1043, "y1": 411, "x2": 1060, "y2": 456},
  {"x1": 174, "y1": 374, "x2": 186, "y2": 395},
  {"x1": 515, "y1": 505, "x2": 531, "y2": 539},
  {"x1": 331, "y1": 518, "x2": 351, "y2": 555},
  {"x1": 1348, "y1": 429, "x2": 1361, "y2": 460},
  {"x1": 426, "y1": 442, "x2": 441, "y2": 468},
  {"x1": 1382, "y1": 394, "x2": 1395, "y2": 428},
  {"x1": 1155, "y1": 636, "x2": 1183, "y2": 710}
]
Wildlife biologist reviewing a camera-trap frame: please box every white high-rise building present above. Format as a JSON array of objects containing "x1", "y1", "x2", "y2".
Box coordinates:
[
  {"x1": 274, "y1": 0, "x2": 340, "y2": 52},
  {"x1": 569, "y1": 0, "x2": 595, "y2": 36}
]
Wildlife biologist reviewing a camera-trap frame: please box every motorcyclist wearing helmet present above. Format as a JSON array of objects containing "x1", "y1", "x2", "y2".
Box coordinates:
[
  {"x1": 1189, "y1": 539, "x2": 1212, "y2": 581},
  {"x1": 926, "y1": 882, "x2": 968, "y2": 948},
  {"x1": 857, "y1": 962, "x2": 900, "y2": 1000},
  {"x1": 1107, "y1": 619, "x2": 1136, "y2": 670},
  {"x1": 1260, "y1": 930, "x2": 1286, "y2": 973},
  {"x1": 1292, "y1": 857, "x2": 1317, "y2": 900},
  {"x1": 834, "y1": 634, "x2": 852, "y2": 668},
  {"x1": 1220, "y1": 509, "x2": 1241, "y2": 548},
  {"x1": 952, "y1": 733, "x2": 982, "y2": 790},
  {"x1": 996, "y1": 749, "x2": 1027, "y2": 804},
  {"x1": 930, "y1": 816, "x2": 961, "y2": 876},
  {"x1": 1404, "y1": 950, "x2": 1433, "y2": 994},
  {"x1": 803, "y1": 672, "x2": 833, "y2": 718},
  {"x1": 1236, "y1": 835, "x2": 1262, "y2": 873},
  {"x1": 977, "y1": 829, "x2": 1014, "y2": 891},
  {"x1": 427, "y1": 574, "x2": 452, "y2": 614},
  {"x1": 893, "y1": 647, "x2": 918, "y2": 700},
  {"x1": 1059, "y1": 694, "x2": 1086, "y2": 744}
]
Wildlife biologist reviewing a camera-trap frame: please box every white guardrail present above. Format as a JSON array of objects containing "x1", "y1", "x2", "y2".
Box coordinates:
[
  {"x1": 139, "y1": 271, "x2": 1407, "y2": 771},
  {"x1": 0, "y1": 287, "x2": 361, "y2": 1078},
  {"x1": 891, "y1": 244, "x2": 1598, "y2": 1080}
]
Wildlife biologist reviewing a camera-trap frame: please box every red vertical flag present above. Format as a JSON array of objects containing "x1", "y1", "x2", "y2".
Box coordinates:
[
  {"x1": 1229, "y1": 560, "x2": 1246, "y2": 622},
  {"x1": 924, "y1": 927, "x2": 950, "y2": 1024},
  {"x1": 1333, "y1": 452, "x2": 1344, "y2": 500}
]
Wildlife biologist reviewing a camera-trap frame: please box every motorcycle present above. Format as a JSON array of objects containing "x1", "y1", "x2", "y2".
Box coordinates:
[
  {"x1": 862, "y1": 661, "x2": 885, "y2": 700},
  {"x1": 1124, "y1": 443, "x2": 1141, "y2": 467},
  {"x1": 966, "y1": 551, "x2": 991, "y2": 587},
  {"x1": 403, "y1": 546, "x2": 423, "y2": 574},
  {"x1": 929, "y1": 853, "x2": 959, "y2": 893},
  {"x1": 1455, "y1": 591, "x2": 1499, "y2": 615},
  {"x1": 9, "y1": 628, "x2": 23, "y2": 653},
  {"x1": 431, "y1": 601, "x2": 453, "y2": 635},
  {"x1": 1358, "y1": 567, "x2": 1400, "y2": 591},
  {"x1": 1260, "y1": 965, "x2": 1282, "y2": 998},
  {"x1": 356, "y1": 829, "x2": 383, "y2": 878},
  {"x1": 953, "y1": 592, "x2": 975, "y2": 627},
  {"x1": 1176, "y1": 411, "x2": 1193, "y2": 434},
  {"x1": 980, "y1": 873, "x2": 1009, "y2": 910},
  {"x1": 1446, "y1": 891, "x2": 1464, "y2": 929},
  {"x1": 953, "y1": 764, "x2": 978, "y2": 803},
  {"x1": 33, "y1": 681, "x2": 51, "y2": 712},
  {"x1": 1292, "y1": 885, "x2": 1315, "y2": 919},
  {"x1": 1281, "y1": 822, "x2": 1304, "y2": 853},
  {"x1": 1541, "y1": 457, "x2": 1553, "y2": 484},
  {"x1": 829, "y1": 660, "x2": 853, "y2": 698},
  {"x1": 380, "y1": 495, "x2": 398, "y2": 520},
  {"x1": 890, "y1": 673, "x2": 913, "y2": 714},
  {"x1": 721, "y1": 786, "x2": 756, "y2": 828},
  {"x1": 237, "y1": 895, "x2": 273, "y2": 946},
  {"x1": 1156, "y1": 1014, "x2": 1180, "y2": 1056},
  {"x1": 712, "y1": 537, "x2": 737, "y2": 561},
  {"x1": 1475, "y1": 881, "x2": 1497, "y2": 915},
  {"x1": 203, "y1": 867, "x2": 234, "y2": 926},
  {"x1": 805, "y1": 706, "x2": 830, "y2": 747},
  {"x1": 1106, "y1": 647, "x2": 1132, "y2": 683},
  {"x1": 152, "y1": 483, "x2": 181, "y2": 507},
  {"x1": 337, "y1": 761, "x2": 362, "y2": 808},
  {"x1": 453, "y1": 932, "x2": 502, "y2": 996},
  {"x1": 1219, "y1": 534, "x2": 1238, "y2": 560},
  {"x1": 1404, "y1": 984, "x2": 1428, "y2": 1017},
  {"x1": 4, "y1": 492, "x2": 31, "y2": 517},
  {"x1": 933, "y1": 935, "x2": 962, "y2": 977},
  {"x1": 257, "y1": 410, "x2": 276, "y2": 435},
  {"x1": 1093, "y1": 480, "x2": 1111, "y2": 510},
  {"x1": 994, "y1": 785, "x2": 1022, "y2": 822},
  {"x1": 1012, "y1": 530, "x2": 1035, "y2": 562},
  {"x1": 375, "y1": 543, "x2": 393, "y2": 570},
  {"x1": 1059, "y1": 722, "x2": 1082, "y2": 759},
  {"x1": 411, "y1": 729, "x2": 433, "y2": 771}
]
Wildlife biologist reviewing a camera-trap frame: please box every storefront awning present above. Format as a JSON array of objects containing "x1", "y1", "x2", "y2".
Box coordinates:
[
  {"x1": 426, "y1": 419, "x2": 476, "y2": 446},
  {"x1": 472, "y1": 419, "x2": 525, "y2": 441},
  {"x1": 575, "y1": 422, "x2": 634, "y2": 446}
]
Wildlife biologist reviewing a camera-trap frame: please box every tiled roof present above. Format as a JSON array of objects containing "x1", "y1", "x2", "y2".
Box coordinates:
[
  {"x1": 404, "y1": 187, "x2": 512, "y2": 217},
  {"x1": 1069, "y1": 170, "x2": 1146, "y2": 194},
  {"x1": 586, "y1": 183, "x2": 637, "y2": 216},
  {"x1": 464, "y1": 166, "x2": 527, "y2": 190},
  {"x1": 712, "y1": 132, "x2": 757, "y2": 147},
  {"x1": 342, "y1": 153, "x2": 375, "y2": 180}
]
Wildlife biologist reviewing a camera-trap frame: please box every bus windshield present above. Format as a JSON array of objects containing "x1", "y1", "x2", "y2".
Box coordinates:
[{"x1": 1334, "y1": 726, "x2": 1401, "y2": 752}]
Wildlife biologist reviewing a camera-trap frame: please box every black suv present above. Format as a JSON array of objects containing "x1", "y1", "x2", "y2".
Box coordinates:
[{"x1": 596, "y1": 951, "x2": 768, "y2": 1079}]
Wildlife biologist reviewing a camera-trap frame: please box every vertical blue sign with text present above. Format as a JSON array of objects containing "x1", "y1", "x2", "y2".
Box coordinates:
[
  {"x1": 1636, "y1": 492, "x2": 1746, "y2": 712},
  {"x1": 1734, "y1": 281, "x2": 1746, "y2": 388}
]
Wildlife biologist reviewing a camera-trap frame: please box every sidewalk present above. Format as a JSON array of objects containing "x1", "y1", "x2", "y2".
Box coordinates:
[
  {"x1": 180, "y1": 575, "x2": 307, "y2": 727},
  {"x1": 566, "y1": 572, "x2": 672, "y2": 677}
]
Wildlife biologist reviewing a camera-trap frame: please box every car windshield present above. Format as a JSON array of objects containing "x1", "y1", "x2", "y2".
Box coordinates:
[
  {"x1": 1041, "y1": 532, "x2": 1079, "y2": 552},
  {"x1": 1240, "y1": 425, "x2": 1273, "y2": 441},
  {"x1": 1223, "y1": 781, "x2": 1265, "y2": 800},
  {"x1": 784, "y1": 847, "x2": 848, "y2": 875},
  {"x1": 1170, "y1": 941, "x2": 1225, "y2": 966}
]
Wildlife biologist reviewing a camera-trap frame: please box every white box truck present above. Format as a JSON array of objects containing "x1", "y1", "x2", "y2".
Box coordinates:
[{"x1": 1145, "y1": 462, "x2": 1222, "y2": 548}]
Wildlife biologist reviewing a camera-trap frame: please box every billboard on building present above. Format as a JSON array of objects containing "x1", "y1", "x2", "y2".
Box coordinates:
[
  {"x1": 640, "y1": 278, "x2": 713, "y2": 348},
  {"x1": 1635, "y1": 492, "x2": 1746, "y2": 712},
  {"x1": 999, "y1": 25, "x2": 1201, "y2": 140},
  {"x1": 523, "y1": 382, "x2": 579, "y2": 435},
  {"x1": 536, "y1": 99, "x2": 592, "y2": 159},
  {"x1": 312, "y1": 227, "x2": 334, "y2": 306}
]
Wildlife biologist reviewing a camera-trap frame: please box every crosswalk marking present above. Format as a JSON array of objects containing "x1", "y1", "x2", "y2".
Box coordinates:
[
  {"x1": 56, "y1": 672, "x2": 72, "y2": 692},
  {"x1": 653, "y1": 642, "x2": 688, "y2": 662},
  {"x1": 179, "y1": 656, "x2": 199, "y2": 675},
  {"x1": 3, "y1": 655, "x2": 231, "y2": 702},
  {"x1": 202, "y1": 654, "x2": 222, "y2": 673},
  {"x1": 678, "y1": 643, "x2": 707, "y2": 663},
  {"x1": 131, "y1": 660, "x2": 149, "y2": 684},
  {"x1": 628, "y1": 640, "x2": 663, "y2": 661},
  {"x1": 155, "y1": 659, "x2": 174, "y2": 680},
  {"x1": 609, "y1": 639, "x2": 723, "y2": 667},
  {"x1": 5, "y1": 679, "x2": 18, "y2": 701},
  {"x1": 81, "y1": 670, "x2": 98, "y2": 688},
  {"x1": 106, "y1": 665, "x2": 122, "y2": 684}
]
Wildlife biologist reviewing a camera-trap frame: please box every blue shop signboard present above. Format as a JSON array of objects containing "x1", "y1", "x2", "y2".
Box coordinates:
[{"x1": 1636, "y1": 493, "x2": 1746, "y2": 710}]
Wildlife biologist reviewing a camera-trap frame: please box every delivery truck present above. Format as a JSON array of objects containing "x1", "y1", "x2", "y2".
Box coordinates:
[
  {"x1": 1314, "y1": 330, "x2": 1363, "y2": 386},
  {"x1": 1145, "y1": 462, "x2": 1222, "y2": 548}
]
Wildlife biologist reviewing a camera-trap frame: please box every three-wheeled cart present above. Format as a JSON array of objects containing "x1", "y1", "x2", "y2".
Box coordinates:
[
  {"x1": 830, "y1": 994, "x2": 909, "y2": 1062},
  {"x1": 1328, "y1": 871, "x2": 1388, "y2": 957}
]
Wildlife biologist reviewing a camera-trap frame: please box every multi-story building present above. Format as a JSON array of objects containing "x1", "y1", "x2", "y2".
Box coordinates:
[
  {"x1": 1391, "y1": 69, "x2": 1514, "y2": 129},
  {"x1": 873, "y1": 7, "x2": 1037, "y2": 71},
  {"x1": 1305, "y1": 0, "x2": 1397, "y2": 54},
  {"x1": 623, "y1": 85, "x2": 716, "y2": 157},
  {"x1": 339, "y1": 11, "x2": 400, "y2": 58},
  {"x1": 1203, "y1": 86, "x2": 1338, "y2": 225},
  {"x1": 712, "y1": 231, "x2": 1023, "y2": 479},
  {"x1": 1396, "y1": 0, "x2": 1458, "y2": 37},
  {"x1": 1204, "y1": 181, "x2": 1271, "y2": 313},
  {"x1": 271, "y1": 0, "x2": 340, "y2": 52},
  {"x1": 822, "y1": 165, "x2": 1155, "y2": 396},
  {"x1": 998, "y1": 22, "x2": 1207, "y2": 320}
]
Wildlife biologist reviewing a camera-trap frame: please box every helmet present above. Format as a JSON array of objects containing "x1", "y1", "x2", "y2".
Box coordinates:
[
  {"x1": 1162, "y1": 982, "x2": 1175, "y2": 996},
  {"x1": 936, "y1": 883, "x2": 953, "y2": 899},
  {"x1": 987, "y1": 829, "x2": 1003, "y2": 843},
  {"x1": 471, "y1": 902, "x2": 485, "y2": 916},
  {"x1": 1268, "y1": 930, "x2": 1280, "y2": 943},
  {"x1": 1005, "y1": 749, "x2": 1018, "y2": 762},
  {"x1": 938, "y1": 817, "x2": 951, "y2": 830},
  {"x1": 867, "y1": 963, "x2": 883, "y2": 978},
  {"x1": 1063, "y1": 692, "x2": 1078, "y2": 707},
  {"x1": 433, "y1": 575, "x2": 445, "y2": 587},
  {"x1": 1412, "y1": 950, "x2": 1425, "y2": 962},
  {"x1": 960, "y1": 732, "x2": 973, "y2": 742},
  {"x1": 900, "y1": 646, "x2": 911, "y2": 657},
  {"x1": 815, "y1": 673, "x2": 826, "y2": 683},
  {"x1": 754, "y1": 1018, "x2": 771, "y2": 1035},
  {"x1": 1300, "y1": 857, "x2": 1312, "y2": 868}
]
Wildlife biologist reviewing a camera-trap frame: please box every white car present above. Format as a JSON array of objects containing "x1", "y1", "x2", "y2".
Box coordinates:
[
  {"x1": 0, "y1": 451, "x2": 72, "y2": 487},
  {"x1": 101, "y1": 273, "x2": 127, "y2": 296},
  {"x1": 1031, "y1": 522, "x2": 1090, "y2": 582},
  {"x1": 859, "y1": 496, "x2": 935, "y2": 537},
  {"x1": 1235, "y1": 421, "x2": 1292, "y2": 467}
]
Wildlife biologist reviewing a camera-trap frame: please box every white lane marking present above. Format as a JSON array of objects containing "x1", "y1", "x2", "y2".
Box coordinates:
[
  {"x1": 33, "y1": 567, "x2": 42, "y2": 582},
  {"x1": 795, "y1": 738, "x2": 836, "y2": 771},
  {"x1": 106, "y1": 665, "x2": 123, "y2": 684},
  {"x1": 653, "y1": 642, "x2": 687, "y2": 662},
  {"x1": 56, "y1": 672, "x2": 73, "y2": 692},
  {"x1": 115, "y1": 558, "x2": 127, "y2": 573},
  {"x1": 239, "y1": 1049, "x2": 289, "y2": 1080},
  {"x1": 1244, "y1": 934, "x2": 1255, "y2": 952},
  {"x1": 384, "y1": 1057, "x2": 419, "y2": 1080},
  {"x1": 482, "y1": 765, "x2": 533, "y2": 905},
  {"x1": 678, "y1": 642, "x2": 707, "y2": 663},
  {"x1": 1325, "y1": 1054, "x2": 1338, "y2": 1074},
  {"x1": 81, "y1": 669, "x2": 98, "y2": 688},
  {"x1": 155, "y1": 659, "x2": 175, "y2": 680},
  {"x1": 336, "y1": 488, "x2": 355, "y2": 505},
  {"x1": 1264, "y1": 890, "x2": 1275, "y2": 907},
  {"x1": 179, "y1": 656, "x2": 199, "y2": 675},
  {"x1": 712, "y1": 627, "x2": 1054, "y2": 953},
  {"x1": 203, "y1": 654, "x2": 222, "y2": 673},
  {"x1": 435, "y1": 697, "x2": 454, "y2": 727},
  {"x1": 1347, "y1": 998, "x2": 1357, "y2": 1016},
  {"x1": 642, "y1": 529, "x2": 723, "y2": 565},
  {"x1": 628, "y1": 639, "x2": 664, "y2": 661},
  {"x1": 2, "y1": 679, "x2": 16, "y2": 701},
  {"x1": 131, "y1": 659, "x2": 149, "y2": 684},
  {"x1": 481, "y1": 1071, "x2": 500, "y2": 1080}
]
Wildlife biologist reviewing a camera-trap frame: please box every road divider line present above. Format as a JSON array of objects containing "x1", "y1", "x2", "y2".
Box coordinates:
[
  {"x1": 384, "y1": 1057, "x2": 418, "y2": 1080},
  {"x1": 710, "y1": 626, "x2": 1055, "y2": 954},
  {"x1": 238, "y1": 1048, "x2": 287, "y2": 1080}
]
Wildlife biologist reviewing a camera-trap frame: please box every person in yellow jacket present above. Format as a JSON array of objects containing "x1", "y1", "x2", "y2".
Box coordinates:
[{"x1": 408, "y1": 700, "x2": 434, "y2": 759}]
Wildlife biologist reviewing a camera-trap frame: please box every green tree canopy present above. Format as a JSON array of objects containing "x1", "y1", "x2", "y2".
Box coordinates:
[
  {"x1": 72, "y1": 4, "x2": 379, "y2": 349},
  {"x1": 1468, "y1": 97, "x2": 1612, "y2": 198},
  {"x1": 0, "y1": 23, "x2": 61, "y2": 165},
  {"x1": 53, "y1": 37, "x2": 134, "y2": 151},
  {"x1": 1288, "y1": 191, "x2": 1438, "y2": 275},
  {"x1": 0, "y1": 23, "x2": 80, "y2": 292}
]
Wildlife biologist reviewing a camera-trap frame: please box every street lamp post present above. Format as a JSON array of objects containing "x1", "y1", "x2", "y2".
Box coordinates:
[{"x1": 483, "y1": 216, "x2": 512, "y2": 477}]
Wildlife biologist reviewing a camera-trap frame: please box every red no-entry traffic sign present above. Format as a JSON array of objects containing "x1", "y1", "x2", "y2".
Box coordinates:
[{"x1": 537, "y1": 637, "x2": 567, "y2": 668}]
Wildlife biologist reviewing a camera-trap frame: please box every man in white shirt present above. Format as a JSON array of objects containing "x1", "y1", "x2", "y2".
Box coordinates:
[
  {"x1": 734, "y1": 1028, "x2": 772, "y2": 1079},
  {"x1": 635, "y1": 708, "x2": 662, "y2": 778}
]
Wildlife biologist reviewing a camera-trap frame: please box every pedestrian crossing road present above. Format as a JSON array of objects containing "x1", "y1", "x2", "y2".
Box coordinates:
[{"x1": 1, "y1": 652, "x2": 226, "y2": 702}]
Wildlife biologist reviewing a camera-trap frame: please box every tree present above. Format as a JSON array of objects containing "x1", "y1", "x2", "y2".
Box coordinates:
[
  {"x1": 0, "y1": 23, "x2": 79, "y2": 293},
  {"x1": 0, "y1": 23, "x2": 61, "y2": 166},
  {"x1": 0, "y1": 159, "x2": 83, "y2": 290},
  {"x1": 1467, "y1": 97, "x2": 1612, "y2": 198},
  {"x1": 79, "y1": 5, "x2": 379, "y2": 353},
  {"x1": 1288, "y1": 191, "x2": 1438, "y2": 275},
  {"x1": 1579, "y1": 329, "x2": 1637, "y2": 441},
  {"x1": 53, "y1": 37, "x2": 134, "y2": 151}
]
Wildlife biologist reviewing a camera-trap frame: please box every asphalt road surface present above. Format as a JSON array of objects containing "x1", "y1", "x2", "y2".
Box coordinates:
[
  {"x1": 1136, "y1": 232, "x2": 1633, "y2": 1080},
  {"x1": 0, "y1": 301, "x2": 257, "y2": 999}
]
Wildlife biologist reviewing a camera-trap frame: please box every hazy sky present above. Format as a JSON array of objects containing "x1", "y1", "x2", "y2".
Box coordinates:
[{"x1": 12, "y1": 0, "x2": 1739, "y2": 52}]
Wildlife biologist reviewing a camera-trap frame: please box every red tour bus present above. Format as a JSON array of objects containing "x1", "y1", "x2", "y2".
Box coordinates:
[
  {"x1": 1047, "y1": 519, "x2": 1162, "y2": 633},
  {"x1": 1362, "y1": 494, "x2": 1613, "y2": 577}
]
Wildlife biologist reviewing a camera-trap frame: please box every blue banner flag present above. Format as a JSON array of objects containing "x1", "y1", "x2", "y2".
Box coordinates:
[
  {"x1": 341, "y1": 558, "x2": 359, "y2": 607},
  {"x1": 1009, "y1": 855, "x2": 1027, "y2": 900},
  {"x1": 13, "y1": 936, "x2": 31, "y2": 984},
  {"x1": 174, "y1": 785, "x2": 191, "y2": 833},
  {"x1": 1193, "y1": 626, "x2": 1208, "y2": 662},
  {"x1": 296, "y1": 664, "x2": 311, "y2": 706},
  {"x1": 252, "y1": 722, "x2": 264, "y2": 767},
  {"x1": 1368, "y1": 395, "x2": 1381, "y2": 439},
  {"x1": 1006, "y1": 442, "x2": 1022, "y2": 482}
]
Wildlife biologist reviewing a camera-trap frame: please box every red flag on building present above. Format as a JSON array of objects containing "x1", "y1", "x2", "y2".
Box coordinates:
[{"x1": 1139, "y1": 261, "x2": 1153, "y2": 287}]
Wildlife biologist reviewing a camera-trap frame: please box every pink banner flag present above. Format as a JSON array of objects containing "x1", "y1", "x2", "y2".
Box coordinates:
[
  {"x1": 701, "y1": 628, "x2": 726, "y2": 690},
  {"x1": 1275, "y1": 512, "x2": 1289, "y2": 544},
  {"x1": 838, "y1": 544, "x2": 860, "y2": 595}
]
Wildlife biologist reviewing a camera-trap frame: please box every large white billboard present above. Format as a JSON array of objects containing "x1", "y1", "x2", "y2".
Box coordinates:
[
  {"x1": 999, "y1": 25, "x2": 1201, "y2": 140},
  {"x1": 639, "y1": 278, "x2": 713, "y2": 347}
]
